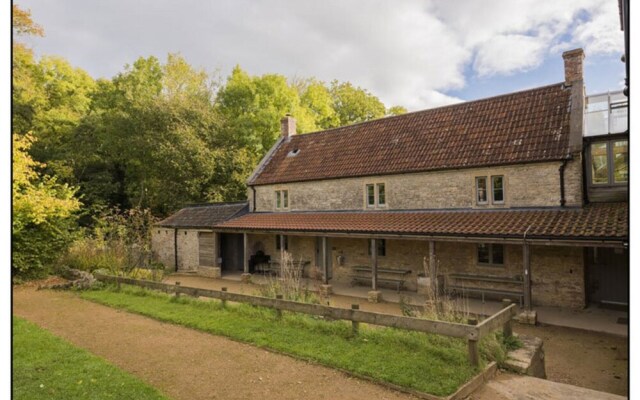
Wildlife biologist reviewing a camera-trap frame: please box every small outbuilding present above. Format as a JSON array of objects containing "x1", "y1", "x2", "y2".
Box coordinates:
[{"x1": 152, "y1": 202, "x2": 248, "y2": 278}]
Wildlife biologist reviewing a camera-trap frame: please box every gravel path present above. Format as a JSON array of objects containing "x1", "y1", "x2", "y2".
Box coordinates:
[{"x1": 13, "y1": 286, "x2": 418, "y2": 400}]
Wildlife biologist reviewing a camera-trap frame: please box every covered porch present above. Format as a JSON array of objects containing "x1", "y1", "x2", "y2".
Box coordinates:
[{"x1": 213, "y1": 203, "x2": 627, "y2": 310}]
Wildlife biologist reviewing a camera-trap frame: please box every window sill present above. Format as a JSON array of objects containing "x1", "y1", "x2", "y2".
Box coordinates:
[{"x1": 477, "y1": 263, "x2": 505, "y2": 268}]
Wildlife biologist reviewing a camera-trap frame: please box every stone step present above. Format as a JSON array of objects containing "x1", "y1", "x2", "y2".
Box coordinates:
[{"x1": 475, "y1": 373, "x2": 626, "y2": 400}]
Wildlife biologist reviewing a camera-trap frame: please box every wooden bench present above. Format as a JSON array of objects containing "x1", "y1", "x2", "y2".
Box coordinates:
[
  {"x1": 260, "y1": 260, "x2": 310, "y2": 276},
  {"x1": 350, "y1": 267, "x2": 412, "y2": 292},
  {"x1": 446, "y1": 273, "x2": 524, "y2": 307}
]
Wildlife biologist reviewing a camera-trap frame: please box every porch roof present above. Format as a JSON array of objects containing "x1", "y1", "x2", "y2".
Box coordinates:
[{"x1": 215, "y1": 202, "x2": 627, "y2": 244}]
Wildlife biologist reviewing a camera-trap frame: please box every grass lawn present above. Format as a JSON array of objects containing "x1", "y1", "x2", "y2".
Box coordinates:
[
  {"x1": 12, "y1": 316, "x2": 168, "y2": 400},
  {"x1": 79, "y1": 285, "x2": 503, "y2": 396}
]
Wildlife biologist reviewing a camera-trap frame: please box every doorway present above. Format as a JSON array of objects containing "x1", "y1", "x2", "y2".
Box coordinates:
[
  {"x1": 586, "y1": 247, "x2": 628, "y2": 308},
  {"x1": 220, "y1": 233, "x2": 244, "y2": 274}
]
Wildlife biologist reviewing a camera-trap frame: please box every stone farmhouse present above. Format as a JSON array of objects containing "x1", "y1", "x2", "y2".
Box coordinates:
[{"x1": 152, "y1": 48, "x2": 628, "y2": 310}]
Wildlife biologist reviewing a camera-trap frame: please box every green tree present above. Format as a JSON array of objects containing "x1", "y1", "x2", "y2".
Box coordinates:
[
  {"x1": 387, "y1": 105, "x2": 408, "y2": 116},
  {"x1": 13, "y1": 134, "x2": 81, "y2": 278},
  {"x1": 299, "y1": 79, "x2": 339, "y2": 130},
  {"x1": 329, "y1": 81, "x2": 386, "y2": 126},
  {"x1": 216, "y1": 66, "x2": 316, "y2": 153}
]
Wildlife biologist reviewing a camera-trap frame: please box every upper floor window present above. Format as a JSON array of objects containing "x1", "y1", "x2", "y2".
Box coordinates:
[
  {"x1": 589, "y1": 140, "x2": 628, "y2": 185},
  {"x1": 475, "y1": 175, "x2": 504, "y2": 205},
  {"x1": 377, "y1": 183, "x2": 386, "y2": 205},
  {"x1": 367, "y1": 239, "x2": 386, "y2": 257},
  {"x1": 491, "y1": 176, "x2": 504, "y2": 203},
  {"x1": 275, "y1": 189, "x2": 289, "y2": 209},
  {"x1": 365, "y1": 183, "x2": 386, "y2": 208},
  {"x1": 476, "y1": 177, "x2": 488, "y2": 204},
  {"x1": 477, "y1": 243, "x2": 504, "y2": 266}
]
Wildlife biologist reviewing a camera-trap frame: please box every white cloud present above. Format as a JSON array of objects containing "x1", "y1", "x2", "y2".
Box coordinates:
[
  {"x1": 20, "y1": 0, "x2": 624, "y2": 110},
  {"x1": 473, "y1": 34, "x2": 549, "y2": 77}
]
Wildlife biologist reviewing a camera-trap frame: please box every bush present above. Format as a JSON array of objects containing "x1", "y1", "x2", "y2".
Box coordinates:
[{"x1": 57, "y1": 207, "x2": 158, "y2": 277}]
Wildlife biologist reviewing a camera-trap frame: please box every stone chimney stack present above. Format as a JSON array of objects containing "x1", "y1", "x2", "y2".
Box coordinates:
[
  {"x1": 562, "y1": 48, "x2": 585, "y2": 86},
  {"x1": 280, "y1": 114, "x2": 296, "y2": 139}
]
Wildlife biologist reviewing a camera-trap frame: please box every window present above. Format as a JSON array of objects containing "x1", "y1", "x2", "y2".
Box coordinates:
[
  {"x1": 476, "y1": 177, "x2": 488, "y2": 204},
  {"x1": 491, "y1": 176, "x2": 504, "y2": 203},
  {"x1": 477, "y1": 244, "x2": 504, "y2": 266},
  {"x1": 613, "y1": 140, "x2": 628, "y2": 183},
  {"x1": 590, "y1": 142, "x2": 609, "y2": 184},
  {"x1": 365, "y1": 183, "x2": 386, "y2": 207},
  {"x1": 275, "y1": 235, "x2": 288, "y2": 251},
  {"x1": 275, "y1": 190, "x2": 289, "y2": 209},
  {"x1": 367, "y1": 239, "x2": 386, "y2": 257},
  {"x1": 590, "y1": 140, "x2": 628, "y2": 185},
  {"x1": 377, "y1": 183, "x2": 386, "y2": 205},
  {"x1": 366, "y1": 184, "x2": 375, "y2": 207}
]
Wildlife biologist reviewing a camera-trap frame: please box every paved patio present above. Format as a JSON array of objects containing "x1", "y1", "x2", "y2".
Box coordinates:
[{"x1": 165, "y1": 272, "x2": 628, "y2": 337}]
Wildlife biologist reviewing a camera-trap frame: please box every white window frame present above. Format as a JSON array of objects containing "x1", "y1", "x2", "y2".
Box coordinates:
[
  {"x1": 475, "y1": 176, "x2": 488, "y2": 205},
  {"x1": 275, "y1": 189, "x2": 289, "y2": 210},
  {"x1": 491, "y1": 175, "x2": 505, "y2": 204},
  {"x1": 364, "y1": 182, "x2": 387, "y2": 208}
]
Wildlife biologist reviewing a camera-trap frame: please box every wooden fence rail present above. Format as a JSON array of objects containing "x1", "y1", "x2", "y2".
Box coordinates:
[{"x1": 94, "y1": 273, "x2": 516, "y2": 366}]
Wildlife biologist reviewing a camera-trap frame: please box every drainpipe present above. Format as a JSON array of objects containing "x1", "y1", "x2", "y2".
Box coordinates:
[
  {"x1": 174, "y1": 228, "x2": 178, "y2": 272},
  {"x1": 558, "y1": 159, "x2": 568, "y2": 207}
]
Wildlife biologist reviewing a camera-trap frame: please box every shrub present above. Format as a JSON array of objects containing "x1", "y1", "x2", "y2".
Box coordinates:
[{"x1": 257, "y1": 251, "x2": 319, "y2": 304}]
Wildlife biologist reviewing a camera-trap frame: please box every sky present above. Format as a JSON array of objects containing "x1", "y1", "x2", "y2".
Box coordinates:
[{"x1": 18, "y1": 0, "x2": 625, "y2": 111}]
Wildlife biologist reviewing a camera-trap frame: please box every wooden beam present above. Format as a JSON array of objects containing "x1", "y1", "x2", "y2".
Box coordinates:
[
  {"x1": 429, "y1": 241, "x2": 436, "y2": 293},
  {"x1": 370, "y1": 239, "x2": 378, "y2": 291},
  {"x1": 212, "y1": 229, "x2": 626, "y2": 248},
  {"x1": 243, "y1": 233, "x2": 249, "y2": 274},
  {"x1": 322, "y1": 236, "x2": 328, "y2": 284},
  {"x1": 523, "y1": 242, "x2": 532, "y2": 310},
  {"x1": 280, "y1": 234, "x2": 285, "y2": 261}
]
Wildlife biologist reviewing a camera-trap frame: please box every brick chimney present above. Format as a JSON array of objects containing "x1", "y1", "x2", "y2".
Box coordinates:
[
  {"x1": 562, "y1": 48, "x2": 584, "y2": 86},
  {"x1": 280, "y1": 114, "x2": 296, "y2": 139}
]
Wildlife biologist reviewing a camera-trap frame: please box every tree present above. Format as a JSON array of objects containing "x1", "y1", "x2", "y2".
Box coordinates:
[
  {"x1": 13, "y1": 134, "x2": 81, "y2": 278},
  {"x1": 299, "y1": 79, "x2": 339, "y2": 130},
  {"x1": 216, "y1": 66, "x2": 316, "y2": 153},
  {"x1": 329, "y1": 81, "x2": 386, "y2": 126},
  {"x1": 387, "y1": 105, "x2": 408, "y2": 116}
]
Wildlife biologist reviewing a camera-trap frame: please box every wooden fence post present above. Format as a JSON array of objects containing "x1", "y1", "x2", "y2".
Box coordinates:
[
  {"x1": 116, "y1": 276, "x2": 121, "y2": 291},
  {"x1": 501, "y1": 299, "x2": 513, "y2": 338},
  {"x1": 276, "y1": 295, "x2": 283, "y2": 319},
  {"x1": 175, "y1": 281, "x2": 181, "y2": 298},
  {"x1": 467, "y1": 318, "x2": 479, "y2": 367},
  {"x1": 351, "y1": 304, "x2": 360, "y2": 335},
  {"x1": 221, "y1": 287, "x2": 227, "y2": 308}
]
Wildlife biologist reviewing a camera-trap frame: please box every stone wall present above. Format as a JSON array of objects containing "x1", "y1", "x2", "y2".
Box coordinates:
[
  {"x1": 252, "y1": 160, "x2": 583, "y2": 212},
  {"x1": 436, "y1": 242, "x2": 585, "y2": 309},
  {"x1": 248, "y1": 233, "x2": 316, "y2": 276},
  {"x1": 247, "y1": 234, "x2": 585, "y2": 309},
  {"x1": 151, "y1": 228, "x2": 175, "y2": 270},
  {"x1": 151, "y1": 227, "x2": 220, "y2": 275}
]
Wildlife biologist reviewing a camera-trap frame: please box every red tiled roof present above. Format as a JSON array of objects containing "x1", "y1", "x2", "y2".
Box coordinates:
[
  {"x1": 250, "y1": 83, "x2": 573, "y2": 185},
  {"x1": 216, "y1": 203, "x2": 627, "y2": 242}
]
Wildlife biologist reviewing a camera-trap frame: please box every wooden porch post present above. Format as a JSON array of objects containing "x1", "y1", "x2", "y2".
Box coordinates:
[
  {"x1": 370, "y1": 239, "x2": 378, "y2": 291},
  {"x1": 241, "y1": 232, "x2": 251, "y2": 282},
  {"x1": 429, "y1": 241, "x2": 437, "y2": 293},
  {"x1": 523, "y1": 242, "x2": 532, "y2": 310},
  {"x1": 322, "y1": 236, "x2": 328, "y2": 284},
  {"x1": 243, "y1": 233, "x2": 249, "y2": 273},
  {"x1": 280, "y1": 234, "x2": 286, "y2": 261}
]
